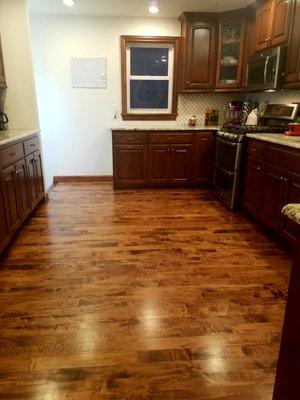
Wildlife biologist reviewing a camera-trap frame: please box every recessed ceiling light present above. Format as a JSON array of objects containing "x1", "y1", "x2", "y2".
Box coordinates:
[
  {"x1": 62, "y1": 0, "x2": 75, "y2": 6},
  {"x1": 148, "y1": 5, "x2": 160, "y2": 14}
]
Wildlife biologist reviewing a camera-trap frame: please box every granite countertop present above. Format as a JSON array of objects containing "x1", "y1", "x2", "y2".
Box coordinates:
[
  {"x1": 0, "y1": 129, "x2": 40, "y2": 146},
  {"x1": 246, "y1": 133, "x2": 300, "y2": 150},
  {"x1": 282, "y1": 204, "x2": 300, "y2": 225},
  {"x1": 111, "y1": 124, "x2": 221, "y2": 132}
]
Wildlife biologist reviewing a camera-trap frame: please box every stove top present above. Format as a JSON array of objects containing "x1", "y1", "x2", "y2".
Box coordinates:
[{"x1": 223, "y1": 124, "x2": 287, "y2": 134}]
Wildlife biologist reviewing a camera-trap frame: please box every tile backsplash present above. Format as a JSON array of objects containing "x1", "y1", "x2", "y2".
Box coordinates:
[
  {"x1": 177, "y1": 92, "x2": 244, "y2": 126},
  {"x1": 246, "y1": 89, "x2": 300, "y2": 112}
]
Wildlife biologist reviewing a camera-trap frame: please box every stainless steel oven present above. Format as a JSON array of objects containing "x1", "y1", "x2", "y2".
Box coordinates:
[{"x1": 214, "y1": 133, "x2": 243, "y2": 210}]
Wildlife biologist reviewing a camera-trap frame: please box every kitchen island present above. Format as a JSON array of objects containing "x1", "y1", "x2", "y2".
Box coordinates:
[{"x1": 273, "y1": 204, "x2": 300, "y2": 400}]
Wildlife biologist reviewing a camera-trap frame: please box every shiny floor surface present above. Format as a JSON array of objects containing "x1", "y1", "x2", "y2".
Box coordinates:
[{"x1": 0, "y1": 183, "x2": 291, "y2": 400}]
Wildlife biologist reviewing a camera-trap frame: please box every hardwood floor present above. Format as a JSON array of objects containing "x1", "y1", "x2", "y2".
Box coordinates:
[{"x1": 0, "y1": 183, "x2": 291, "y2": 400}]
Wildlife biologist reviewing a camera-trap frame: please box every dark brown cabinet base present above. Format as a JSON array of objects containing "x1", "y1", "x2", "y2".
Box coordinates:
[
  {"x1": 242, "y1": 138, "x2": 300, "y2": 246},
  {"x1": 0, "y1": 134, "x2": 45, "y2": 255},
  {"x1": 112, "y1": 130, "x2": 216, "y2": 189}
]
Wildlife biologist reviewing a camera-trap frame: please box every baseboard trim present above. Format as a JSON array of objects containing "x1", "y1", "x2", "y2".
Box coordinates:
[{"x1": 53, "y1": 176, "x2": 113, "y2": 184}]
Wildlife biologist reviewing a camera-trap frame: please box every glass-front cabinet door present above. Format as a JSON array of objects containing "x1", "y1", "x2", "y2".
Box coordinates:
[{"x1": 216, "y1": 13, "x2": 246, "y2": 90}]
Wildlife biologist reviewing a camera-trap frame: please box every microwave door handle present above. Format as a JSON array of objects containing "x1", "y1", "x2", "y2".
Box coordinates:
[{"x1": 264, "y1": 56, "x2": 270, "y2": 84}]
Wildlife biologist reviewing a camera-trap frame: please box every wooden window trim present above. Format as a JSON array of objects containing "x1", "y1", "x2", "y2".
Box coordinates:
[{"x1": 120, "y1": 35, "x2": 180, "y2": 121}]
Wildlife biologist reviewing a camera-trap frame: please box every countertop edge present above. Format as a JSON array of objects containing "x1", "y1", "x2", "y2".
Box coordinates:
[
  {"x1": 0, "y1": 129, "x2": 40, "y2": 146},
  {"x1": 110, "y1": 126, "x2": 221, "y2": 132},
  {"x1": 246, "y1": 133, "x2": 300, "y2": 150},
  {"x1": 282, "y1": 204, "x2": 300, "y2": 226}
]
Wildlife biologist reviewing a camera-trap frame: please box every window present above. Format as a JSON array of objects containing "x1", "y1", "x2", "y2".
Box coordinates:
[{"x1": 121, "y1": 36, "x2": 179, "y2": 120}]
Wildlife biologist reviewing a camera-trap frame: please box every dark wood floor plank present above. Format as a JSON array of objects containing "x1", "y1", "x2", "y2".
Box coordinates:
[{"x1": 0, "y1": 183, "x2": 291, "y2": 399}]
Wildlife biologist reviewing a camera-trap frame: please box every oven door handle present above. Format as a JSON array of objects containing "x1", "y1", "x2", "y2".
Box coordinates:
[
  {"x1": 217, "y1": 138, "x2": 238, "y2": 147},
  {"x1": 215, "y1": 164, "x2": 236, "y2": 176}
]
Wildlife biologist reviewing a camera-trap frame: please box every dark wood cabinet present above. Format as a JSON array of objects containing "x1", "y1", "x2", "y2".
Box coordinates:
[
  {"x1": 179, "y1": 12, "x2": 218, "y2": 91},
  {"x1": 270, "y1": 0, "x2": 292, "y2": 46},
  {"x1": 0, "y1": 188, "x2": 9, "y2": 252},
  {"x1": 1, "y1": 164, "x2": 21, "y2": 234},
  {"x1": 242, "y1": 138, "x2": 300, "y2": 246},
  {"x1": 282, "y1": 172, "x2": 300, "y2": 243},
  {"x1": 170, "y1": 144, "x2": 193, "y2": 184},
  {"x1": 193, "y1": 134, "x2": 215, "y2": 184},
  {"x1": 113, "y1": 144, "x2": 148, "y2": 187},
  {"x1": 259, "y1": 163, "x2": 287, "y2": 232},
  {"x1": 112, "y1": 130, "x2": 217, "y2": 189},
  {"x1": 255, "y1": 0, "x2": 274, "y2": 51},
  {"x1": 0, "y1": 134, "x2": 45, "y2": 255},
  {"x1": 0, "y1": 35, "x2": 6, "y2": 87},
  {"x1": 242, "y1": 155, "x2": 263, "y2": 216},
  {"x1": 242, "y1": 5, "x2": 257, "y2": 86},
  {"x1": 255, "y1": 0, "x2": 292, "y2": 51},
  {"x1": 149, "y1": 145, "x2": 170, "y2": 185},
  {"x1": 284, "y1": 0, "x2": 300, "y2": 88},
  {"x1": 15, "y1": 157, "x2": 31, "y2": 221},
  {"x1": 215, "y1": 11, "x2": 246, "y2": 90}
]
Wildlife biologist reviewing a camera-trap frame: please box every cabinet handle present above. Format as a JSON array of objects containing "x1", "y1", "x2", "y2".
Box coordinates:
[
  {"x1": 15, "y1": 169, "x2": 21, "y2": 175},
  {"x1": 201, "y1": 138, "x2": 210, "y2": 141},
  {"x1": 126, "y1": 137, "x2": 134, "y2": 140},
  {"x1": 168, "y1": 137, "x2": 174, "y2": 140},
  {"x1": 126, "y1": 146, "x2": 133, "y2": 149},
  {"x1": 9, "y1": 152, "x2": 16, "y2": 157},
  {"x1": 30, "y1": 143, "x2": 36, "y2": 147},
  {"x1": 257, "y1": 166, "x2": 261, "y2": 170}
]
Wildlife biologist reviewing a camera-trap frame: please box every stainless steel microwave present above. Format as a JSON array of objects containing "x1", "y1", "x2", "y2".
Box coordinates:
[{"x1": 246, "y1": 46, "x2": 286, "y2": 91}]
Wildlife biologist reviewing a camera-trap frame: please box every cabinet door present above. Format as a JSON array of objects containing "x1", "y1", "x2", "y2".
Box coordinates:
[
  {"x1": 255, "y1": 0, "x2": 273, "y2": 51},
  {"x1": 284, "y1": 0, "x2": 300, "y2": 87},
  {"x1": 26, "y1": 154, "x2": 39, "y2": 208},
  {"x1": 216, "y1": 14, "x2": 246, "y2": 89},
  {"x1": 148, "y1": 145, "x2": 170, "y2": 185},
  {"x1": 170, "y1": 145, "x2": 193, "y2": 184},
  {"x1": 281, "y1": 172, "x2": 300, "y2": 245},
  {"x1": 33, "y1": 150, "x2": 45, "y2": 200},
  {"x1": 113, "y1": 144, "x2": 148, "y2": 187},
  {"x1": 193, "y1": 135, "x2": 215, "y2": 184},
  {"x1": 259, "y1": 163, "x2": 286, "y2": 233},
  {"x1": 0, "y1": 36, "x2": 6, "y2": 87},
  {"x1": 242, "y1": 6, "x2": 257, "y2": 86},
  {"x1": 15, "y1": 158, "x2": 31, "y2": 222},
  {"x1": 1, "y1": 164, "x2": 21, "y2": 234},
  {"x1": 270, "y1": 0, "x2": 292, "y2": 46},
  {"x1": 184, "y1": 17, "x2": 218, "y2": 90},
  {"x1": 0, "y1": 188, "x2": 9, "y2": 252},
  {"x1": 242, "y1": 156, "x2": 263, "y2": 217}
]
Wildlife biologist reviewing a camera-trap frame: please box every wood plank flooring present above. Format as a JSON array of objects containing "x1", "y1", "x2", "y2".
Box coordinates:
[{"x1": 0, "y1": 183, "x2": 291, "y2": 400}]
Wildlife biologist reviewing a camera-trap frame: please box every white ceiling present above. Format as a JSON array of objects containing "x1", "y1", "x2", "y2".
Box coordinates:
[{"x1": 28, "y1": 0, "x2": 254, "y2": 18}]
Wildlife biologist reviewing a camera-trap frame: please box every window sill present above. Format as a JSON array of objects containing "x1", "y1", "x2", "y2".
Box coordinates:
[{"x1": 122, "y1": 113, "x2": 178, "y2": 121}]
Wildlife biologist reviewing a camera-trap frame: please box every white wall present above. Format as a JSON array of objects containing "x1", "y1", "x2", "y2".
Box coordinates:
[
  {"x1": 30, "y1": 15, "x2": 180, "y2": 190},
  {"x1": 0, "y1": 0, "x2": 39, "y2": 130}
]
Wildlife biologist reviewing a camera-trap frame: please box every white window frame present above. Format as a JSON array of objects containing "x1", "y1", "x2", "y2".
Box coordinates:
[{"x1": 126, "y1": 42, "x2": 174, "y2": 114}]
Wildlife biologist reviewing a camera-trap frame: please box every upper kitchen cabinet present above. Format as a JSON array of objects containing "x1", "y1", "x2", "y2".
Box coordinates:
[
  {"x1": 215, "y1": 10, "x2": 246, "y2": 90},
  {"x1": 242, "y1": 4, "x2": 257, "y2": 86},
  {"x1": 255, "y1": 0, "x2": 292, "y2": 51},
  {"x1": 284, "y1": 0, "x2": 300, "y2": 88},
  {"x1": 0, "y1": 36, "x2": 6, "y2": 87},
  {"x1": 179, "y1": 12, "x2": 218, "y2": 91}
]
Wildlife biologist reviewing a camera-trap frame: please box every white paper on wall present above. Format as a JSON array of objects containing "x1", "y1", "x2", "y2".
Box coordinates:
[{"x1": 71, "y1": 57, "x2": 107, "y2": 88}]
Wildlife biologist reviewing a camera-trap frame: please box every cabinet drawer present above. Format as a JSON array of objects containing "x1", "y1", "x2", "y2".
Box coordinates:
[
  {"x1": 113, "y1": 132, "x2": 148, "y2": 144},
  {"x1": 23, "y1": 135, "x2": 40, "y2": 156},
  {"x1": 247, "y1": 140, "x2": 266, "y2": 159},
  {"x1": 266, "y1": 145, "x2": 300, "y2": 174},
  {"x1": 149, "y1": 133, "x2": 193, "y2": 144},
  {"x1": 0, "y1": 142, "x2": 24, "y2": 168}
]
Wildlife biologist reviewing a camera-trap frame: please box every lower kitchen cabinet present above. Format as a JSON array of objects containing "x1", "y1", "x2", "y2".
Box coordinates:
[
  {"x1": 259, "y1": 163, "x2": 287, "y2": 233},
  {"x1": 0, "y1": 133, "x2": 45, "y2": 254},
  {"x1": 149, "y1": 145, "x2": 170, "y2": 185},
  {"x1": 242, "y1": 138, "x2": 300, "y2": 246},
  {"x1": 1, "y1": 164, "x2": 21, "y2": 234},
  {"x1": 112, "y1": 130, "x2": 216, "y2": 188},
  {"x1": 113, "y1": 144, "x2": 148, "y2": 187},
  {"x1": 242, "y1": 155, "x2": 263, "y2": 216},
  {"x1": 193, "y1": 134, "x2": 215, "y2": 184}
]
